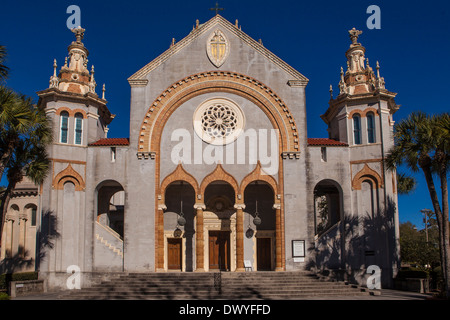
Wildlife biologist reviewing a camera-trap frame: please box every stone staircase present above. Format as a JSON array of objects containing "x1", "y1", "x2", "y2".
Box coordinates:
[{"x1": 60, "y1": 271, "x2": 374, "y2": 300}]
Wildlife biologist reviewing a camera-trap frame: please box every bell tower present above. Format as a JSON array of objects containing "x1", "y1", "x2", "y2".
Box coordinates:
[
  {"x1": 37, "y1": 26, "x2": 114, "y2": 147},
  {"x1": 321, "y1": 28, "x2": 399, "y2": 148}
]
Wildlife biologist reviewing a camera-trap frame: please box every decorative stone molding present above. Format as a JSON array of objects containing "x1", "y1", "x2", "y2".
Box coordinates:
[
  {"x1": 157, "y1": 204, "x2": 167, "y2": 211},
  {"x1": 200, "y1": 163, "x2": 240, "y2": 202},
  {"x1": 206, "y1": 29, "x2": 230, "y2": 68},
  {"x1": 240, "y1": 161, "x2": 279, "y2": 198},
  {"x1": 136, "y1": 70, "x2": 300, "y2": 157},
  {"x1": 136, "y1": 152, "x2": 156, "y2": 160},
  {"x1": 193, "y1": 203, "x2": 206, "y2": 210},
  {"x1": 159, "y1": 163, "x2": 200, "y2": 201},
  {"x1": 272, "y1": 203, "x2": 282, "y2": 210},
  {"x1": 128, "y1": 15, "x2": 308, "y2": 84},
  {"x1": 128, "y1": 79, "x2": 149, "y2": 87},
  {"x1": 52, "y1": 163, "x2": 85, "y2": 191},
  {"x1": 281, "y1": 152, "x2": 301, "y2": 159},
  {"x1": 287, "y1": 80, "x2": 308, "y2": 88},
  {"x1": 352, "y1": 163, "x2": 383, "y2": 190}
]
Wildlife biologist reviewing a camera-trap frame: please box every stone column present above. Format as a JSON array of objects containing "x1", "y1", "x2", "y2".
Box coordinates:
[
  {"x1": 19, "y1": 214, "x2": 27, "y2": 257},
  {"x1": 5, "y1": 217, "x2": 14, "y2": 258},
  {"x1": 156, "y1": 204, "x2": 166, "y2": 271},
  {"x1": 273, "y1": 203, "x2": 283, "y2": 271},
  {"x1": 194, "y1": 203, "x2": 206, "y2": 272},
  {"x1": 234, "y1": 203, "x2": 246, "y2": 272}
]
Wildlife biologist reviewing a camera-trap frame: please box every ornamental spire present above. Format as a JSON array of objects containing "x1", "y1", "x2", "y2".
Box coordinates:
[
  {"x1": 331, "y1": 27, "x2": 390, "y2": 98},
  {"x1": 49, "y1": 59, "x2": 59, "y2": 88},
  {"x1": 50, "y1": 26, "x2": 98, "y2": 96}
]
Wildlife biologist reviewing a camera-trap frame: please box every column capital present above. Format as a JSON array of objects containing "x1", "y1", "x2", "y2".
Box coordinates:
[
  {"x1": 234, "y1": 203, "x2": 246, "y2": 210},
  {"x1": 193, "y1": 203, "x2": 206, "y2": 210}
]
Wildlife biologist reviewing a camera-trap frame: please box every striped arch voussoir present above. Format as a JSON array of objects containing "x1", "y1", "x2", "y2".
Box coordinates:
[{"x1": 137, "y1": 71, "x2": 299, "y2": 157}]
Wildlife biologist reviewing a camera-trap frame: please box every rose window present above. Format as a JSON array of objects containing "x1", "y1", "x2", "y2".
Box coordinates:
[
  {"x1": 193, "y1": 98, "x2": 245, "y2": 145},
  {"x1": 201, "y1": 104, "x2": 238, "y2": 138}
]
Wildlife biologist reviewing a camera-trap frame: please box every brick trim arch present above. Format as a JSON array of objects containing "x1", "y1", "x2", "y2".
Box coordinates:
[
  {"x1": 138, "y1": 71, "x2": 299, "y2": 156},
  {"x1": 352, "y1": 164, "x2": 383, "y2": 190},
  {"x1": 159, "y1": 163, "x2": 200, "y2": 202},
  {"x1": 52, "y1": 164, "x2": 85, "y2": 191},
  {"x1": 56, "y1": 107, "x2": 87, "y2": 118},
  {"x1": 240, "y1": 161, "x2": 279, "y2": 201},
  {"x1": 199, "y1": 163, "x2": 241, "y2": 203}
]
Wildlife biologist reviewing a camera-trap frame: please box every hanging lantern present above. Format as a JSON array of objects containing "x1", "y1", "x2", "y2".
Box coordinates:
[
  {"x1": 177, "y1": 215, "x2": 186, "y2": 226},
  {"x1": 253, "y1": 183, "x2": 262, "y2": 226},
  {"x1": 177, "y1": 181, "x2": 186, "y2": 226},
  {"x1": 174, "y1": 226, "x2": 182, "y2": 238},
  {"x1": 253, "y1": 214, "x2": 261, "y2": 226}
]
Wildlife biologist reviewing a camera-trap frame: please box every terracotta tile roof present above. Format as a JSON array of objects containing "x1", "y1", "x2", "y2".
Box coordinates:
[
  {"x1": 89, "y1": 138, "x2": 130, "y2": 146},
  {"x1": 307, "y1": 138, "x2": 348, "y2": 147}
]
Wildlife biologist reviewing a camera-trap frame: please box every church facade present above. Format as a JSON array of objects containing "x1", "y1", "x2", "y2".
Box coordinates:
[{"x1": 1, "y1": 15, "x2": 401, "y2": 290}]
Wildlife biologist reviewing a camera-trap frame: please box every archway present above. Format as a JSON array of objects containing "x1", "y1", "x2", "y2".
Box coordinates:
[
  {"x1": 244, "y1": 181, "x2": 275, "y2": 271},
  {"x1": 204, "y1": 181, "x2": 236, "y2": 271},
  {"x1": 164, "y1": 181, "x2": 196, "y2": 271},
  {"x1": 96, "y1": 180, "x2": 125, "y2": 238},
  {"x1": 313, "y1": 180, "x2": 343, "y2": 235}
]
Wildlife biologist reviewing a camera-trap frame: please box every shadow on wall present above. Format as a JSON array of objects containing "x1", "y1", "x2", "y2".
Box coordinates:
[
  {"x1": 1, "y1": 210, "x2": 60, "y2": 274},
  {"x1": 34, "y1": 210, "x2": 60, "y2": 272},
  {"x1": 307, "y1": 196, "x2": 399, "y2": 288}
]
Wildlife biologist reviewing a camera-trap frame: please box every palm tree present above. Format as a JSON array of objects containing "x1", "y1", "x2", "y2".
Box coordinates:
[
  {"x1": 0, "y1": 45, "x2": 9, "y2": 83},
  {"x1": 386, "y1": 111, "x2": 450, "y2": 297},
  {"x1": 0, "y1": 94, "x2": 52, "y2": 248},
  {"x1": 396, "y1": 172, "x2": 416, "y2": 195},
  {"x1": 0, "y1": 86, "x2": 35, "y2": 180}
]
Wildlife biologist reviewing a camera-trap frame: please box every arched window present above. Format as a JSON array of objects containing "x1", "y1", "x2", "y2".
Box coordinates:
[
  {"x1": 60, "y1": 111, "x2": 69, "y2": 143},
  {"x1": 74, "y1": 113, "x2": 83, "y2": 145},
  {"x1": 31, "y1": 206, "x2": 37, "y2": 226},
  {"x1": 367, "y1": 112, "x2": 376, "y2": 143},
  {"x1": 353, "y1": 114, "x2": 362, "y2": 145}
]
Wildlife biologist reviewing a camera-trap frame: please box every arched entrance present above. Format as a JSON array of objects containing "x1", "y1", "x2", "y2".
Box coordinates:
[
  {"x1": 96, "y1": 180, "x2": 125, "y2": 238},
  {"x1": 313, "y1": 179, "x2": 343, "y2": 236},
  {"x1": 204, "y1": 181, "x2": 236, "y2": 271},
  {"x1": 244, "y1": 181, "x2": 275, "y2": 271},
  {"x1": 164, "y1": 181, "x2": 196, "y2": 271}
]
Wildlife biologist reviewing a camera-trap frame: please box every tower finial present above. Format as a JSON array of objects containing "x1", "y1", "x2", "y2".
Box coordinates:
[
  {"x1": 102, "y1": 84, "x2": 106, "y2": 100},
  {"x1": 71, "y1": 26, "x2": 85, "y2": 44},
  {"x1": 348, "y1": 28, "x2": 363, "y2": 46},
  {"x1": 49, "y1": 59, "x2": 59, "y2": 88}
]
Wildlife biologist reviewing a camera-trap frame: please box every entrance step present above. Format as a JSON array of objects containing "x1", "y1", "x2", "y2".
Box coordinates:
[{"x1": 59, "y1": 271, "x2": 373, "y2": 300}]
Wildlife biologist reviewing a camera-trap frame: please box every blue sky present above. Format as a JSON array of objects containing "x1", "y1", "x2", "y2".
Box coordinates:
[{"x1": 1, "y1": 0, "x2": 449, "y2": 229}]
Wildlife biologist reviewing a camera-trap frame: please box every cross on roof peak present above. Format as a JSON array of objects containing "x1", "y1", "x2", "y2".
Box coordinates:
[{"x1": 210, "y1": 1, "x2": 224, "y2": 15}]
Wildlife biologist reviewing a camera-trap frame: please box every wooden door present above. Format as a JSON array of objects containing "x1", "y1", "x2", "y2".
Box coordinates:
[
  {"x1": 209, "y1": 231, "x2": 230, "y2": 271},
  {"x1": 257, "y1": 238, "x2": 271, "y2": 271},
  {"x1": 167, "y1": 238, "x2": 182, "y2": 270}
]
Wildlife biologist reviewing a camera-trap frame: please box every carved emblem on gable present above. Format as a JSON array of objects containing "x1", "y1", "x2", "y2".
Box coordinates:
[{"x1": 206, "y1": 30, "x2": 229, "y2": 68}]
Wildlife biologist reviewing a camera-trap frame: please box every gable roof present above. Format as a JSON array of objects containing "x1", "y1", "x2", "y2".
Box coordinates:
[{"x1": 128, "y1": 15, "x2": 308, "y2": 85}]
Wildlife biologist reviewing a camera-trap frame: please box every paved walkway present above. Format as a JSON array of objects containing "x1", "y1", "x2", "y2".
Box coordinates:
[{"x1": 13, "y1": 289, "x2": 434, "y2": 300}]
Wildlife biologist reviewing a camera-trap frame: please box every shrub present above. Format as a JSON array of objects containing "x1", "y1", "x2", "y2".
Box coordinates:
[
  {"x1": 0, "y1": 292, "x2": 10, "y2": 300},
  {"x1": 0, "y1": 272, "x2": 38, "y2": 290}
]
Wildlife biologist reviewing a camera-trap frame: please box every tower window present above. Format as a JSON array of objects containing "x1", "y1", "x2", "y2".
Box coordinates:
[
  {"x1": 367, "y1": 112, "x2": 376, "y2": 143},
  {"x1": 31, "y1": 207, "x2": 37, "y2": 226},
  {"x1": 74, "y1": 113, "x2": 83, "y2": 145},
  {"x1": 60, "y1": 111, "x2": 69, "y2": 143},
  {"x1": 353, "y1": 114, "x2": 362, "y2": 145}
]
